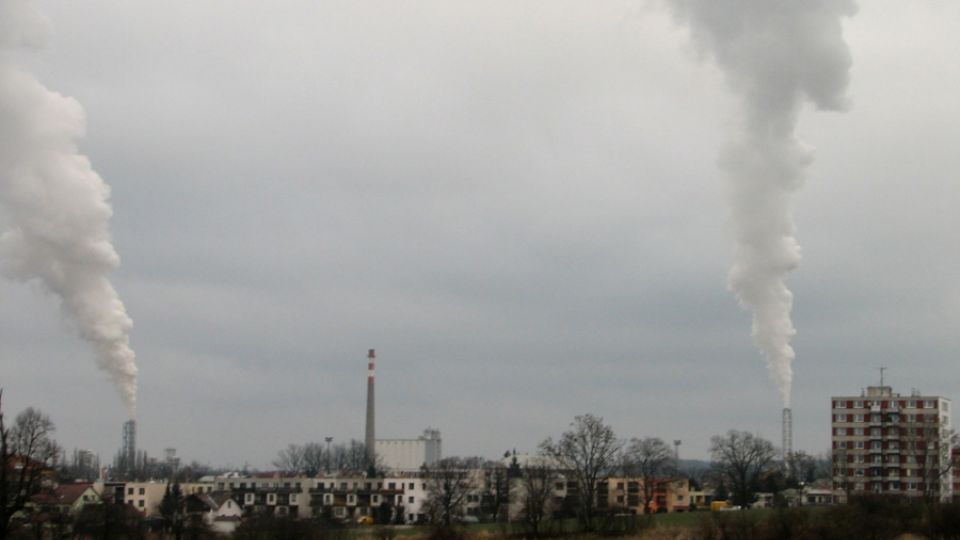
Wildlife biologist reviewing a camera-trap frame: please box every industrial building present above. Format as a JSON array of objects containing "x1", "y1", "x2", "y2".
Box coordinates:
[
  {"x1": 831, "y1": 385, "x2": 953, "y2": 501},
  {"x1": 376, "y1": 429, "x2": 442, "y2": 472}
]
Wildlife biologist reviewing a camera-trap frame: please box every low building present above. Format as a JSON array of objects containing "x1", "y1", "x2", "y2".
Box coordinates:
[
  {"x1": 184, "y1": 492, "x2": 242, "y2": 535},
  {"x1": 600, "y1": 477, "x2": 690, "y2": 513},
  {"x1": 30, "y1": 483, "x2": 102, "y2": 517},
  {"x1": 122, "y1": 481, "x2": 167, "y2": 516}
]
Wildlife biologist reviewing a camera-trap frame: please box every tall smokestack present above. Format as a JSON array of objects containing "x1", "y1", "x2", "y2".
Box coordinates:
[
  {"x1": 365, "y1": 349, "x2": 375, "y2": 467},
  {"x1": 122, "y1": 419, "x2": 136, "y2": 477},
  {"x1": 782, "y1": 407, "x2": 792, "y2": 466}
]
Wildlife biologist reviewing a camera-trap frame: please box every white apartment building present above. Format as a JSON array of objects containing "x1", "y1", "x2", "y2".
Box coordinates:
[{"x1": 831, "y1": 385, "x2": 952, "y2": 501}]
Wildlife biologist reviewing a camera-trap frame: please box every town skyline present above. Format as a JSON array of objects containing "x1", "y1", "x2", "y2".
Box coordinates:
[{"x1": 2, "y1": 1, "x2": 959, "y2": 469}]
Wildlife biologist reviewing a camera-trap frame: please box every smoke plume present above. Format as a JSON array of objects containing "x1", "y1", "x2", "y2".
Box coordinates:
[
  {"x1": 0, "y1": 0, "x2": 137, "y2": 416},
  {"x1": 667, "y1": 0, "x2": 855, "y2": 406}
]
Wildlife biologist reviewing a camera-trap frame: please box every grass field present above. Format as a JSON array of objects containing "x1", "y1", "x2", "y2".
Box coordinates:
[{"x1": 347, "y1": 510, "x2": 774, "y2": 538}]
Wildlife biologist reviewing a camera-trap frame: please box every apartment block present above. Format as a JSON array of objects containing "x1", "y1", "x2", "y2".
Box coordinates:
[{"x1": 831, "y1": 385, "x2": 952, "y2": 501}]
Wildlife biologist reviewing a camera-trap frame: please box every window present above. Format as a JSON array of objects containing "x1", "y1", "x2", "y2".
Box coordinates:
[
  {"x1": 408, "y1": 496, "x2": 415, "y2": 504},
  {"x1": 388, "y1": 482, "x2": 396, "y2": 489},
  {"x1": 127, "y1": 488, "x2": 133, "y2": 495},
  {"x1": 943, "y1": 402, "x2": 950, "y2": 412},
  {"x1": 138, "y1": 500, "x2": 144, "y2": 507},
  {"x1": 346, "y1": 494, "x2": 357, "y2": 505},
  {"x1": 139, "y1": 488, "x2": 145, "y2": 495},
  {"x1": 856, "y1": 441, "x2": 865, "y2": 449},
  {"x1": 855, "y1": 414, "x2": 865, "y2": 422},
  {"x1": 836, "y1": 400, "x2": 847, "y2": 409},
  {"x1": 855, "y1": 401, "x2": 864, "y2": 408},
  {"x1": 925, "y1": 400, "x2": 935, "y2": 409},
  {"x1": 909, "y1": 400, "x2": 917, "y2": 408},
  {"x1": 290, "y1": 494, "x2": 299, "y2": 505},
  {"x1": 855, "y1": 428, "x2": 864, "y2": 435},
  {"x1": 409, "y1": 483, "x2": 415, "y2": 490}
]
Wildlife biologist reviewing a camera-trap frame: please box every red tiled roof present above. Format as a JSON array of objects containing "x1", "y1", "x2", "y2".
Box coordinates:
[{"x1": 31, "y1": 483, "x2": 96, "y2": 506}]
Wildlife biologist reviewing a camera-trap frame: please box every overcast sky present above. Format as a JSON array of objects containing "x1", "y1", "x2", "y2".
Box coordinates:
[{"x1": 1, "y1": 0, "x2": 959, "y2": 470}]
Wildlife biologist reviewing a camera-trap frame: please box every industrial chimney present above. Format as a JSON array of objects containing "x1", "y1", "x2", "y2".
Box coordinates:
[
  {"x1": 365, "y1": 349, "x2": 376, "y2": 468},
  {"x1": 122, "y1": 419, "x2": 136, "y2": 477},
  {"x1": 782, "y1": 408, "x2": 793, "y2": 467}
]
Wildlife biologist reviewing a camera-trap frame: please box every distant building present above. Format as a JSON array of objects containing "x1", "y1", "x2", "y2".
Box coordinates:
[
  {"x1": 599, "y1": 477, "x2": 690, "y2": 513},
  {"x1": 376, "y1": 428, "x2": 442, "y2": 472},
  {"x1": 831, "y1": 385, "x2": 952, "y2": 501},
  {"x1": 122, "y1": 481, "x2": 167, "y2": 516},
  {"x1": 212, "y1": 473, "x2": 431, "y2": 524}
]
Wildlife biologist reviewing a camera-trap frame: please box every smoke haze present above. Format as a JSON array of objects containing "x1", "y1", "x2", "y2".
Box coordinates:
[
  {"x1": 667, "y1": 0, "x2": 856, "y2": 407},
  {"x1": 0, "y1": 0, "x2": 137, "y2": 416}
]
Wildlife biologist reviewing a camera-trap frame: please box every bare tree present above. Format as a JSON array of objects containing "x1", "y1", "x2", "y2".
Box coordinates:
[
  {"x1": 274, "y1": 440, "x2": 374, "y2": 475},
  {"x1": 785, "y1": 450, "x2": 818, "y2": 484},
  {"x1": 422, "y1": 457, "x2": 480, "y2": 528},
  {"x1": 831, "y1": 446, "x2": 853, "y2": 503},
  {"x1": 539, "y1": 414, "x2": 621, "y2": 531},
  {"x1": 273, "y1": 443, "x2": 306, "y2": 474},
  {"x1": 622, "y1": 437, "x2": 675, "y2": 514},
  {"x1": 709, "y1": 430, "x2": 777, "y2": 507},
  {"x1": 1, "y1": 393, "x2": 61, "y2": 538},
  {"x1": 515, "y1": 463, "x2": 558, "y2": 538}
]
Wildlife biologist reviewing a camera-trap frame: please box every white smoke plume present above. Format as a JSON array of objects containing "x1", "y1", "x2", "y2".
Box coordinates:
[
  {"x1": 667, "y1": 0, "x2": 856, "y2": 407},
  {"x1": 0, "y1": 0, "x2": 137, "y2": 416}
]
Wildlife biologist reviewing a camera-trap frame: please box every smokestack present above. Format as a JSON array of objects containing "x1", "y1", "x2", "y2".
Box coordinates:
[
  {"x1": 122, "y1": 419, "x2": 136, "y2": 477},
  {"x1": 365, "y1": 349, "x2": 375, "y2": 467},
  {"x1": 782, "y1": 407, "x2": 792, "y2": 465}
]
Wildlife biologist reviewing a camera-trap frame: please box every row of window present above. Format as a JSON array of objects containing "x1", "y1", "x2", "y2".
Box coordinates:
[
  {"x1": 834, "y1": 399, "x2": 942, "y2": 410},
  {"x1": 216, "y1": 480, "x2": 427, "y2": 492},
  {"x1": 841, "y1": 482, "x2": 926, "y2": 492},
  {"x1": 835, "y1": 467, "x2": 936, "y2": 478},
  {"x1": 832, "y1": 413, "x2": 940, "y2": 423}
]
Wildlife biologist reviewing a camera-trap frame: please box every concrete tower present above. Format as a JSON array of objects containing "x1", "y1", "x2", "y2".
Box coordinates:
[
  {"x1": 782, "y1": 408, "x2": 792, "y2": 465},
  {"x1": 365, "y1": 349, "x2": 376, "y2": 466},
  {"x1": 122, "y1": 419, "x2": 136, "y2": 477}
]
